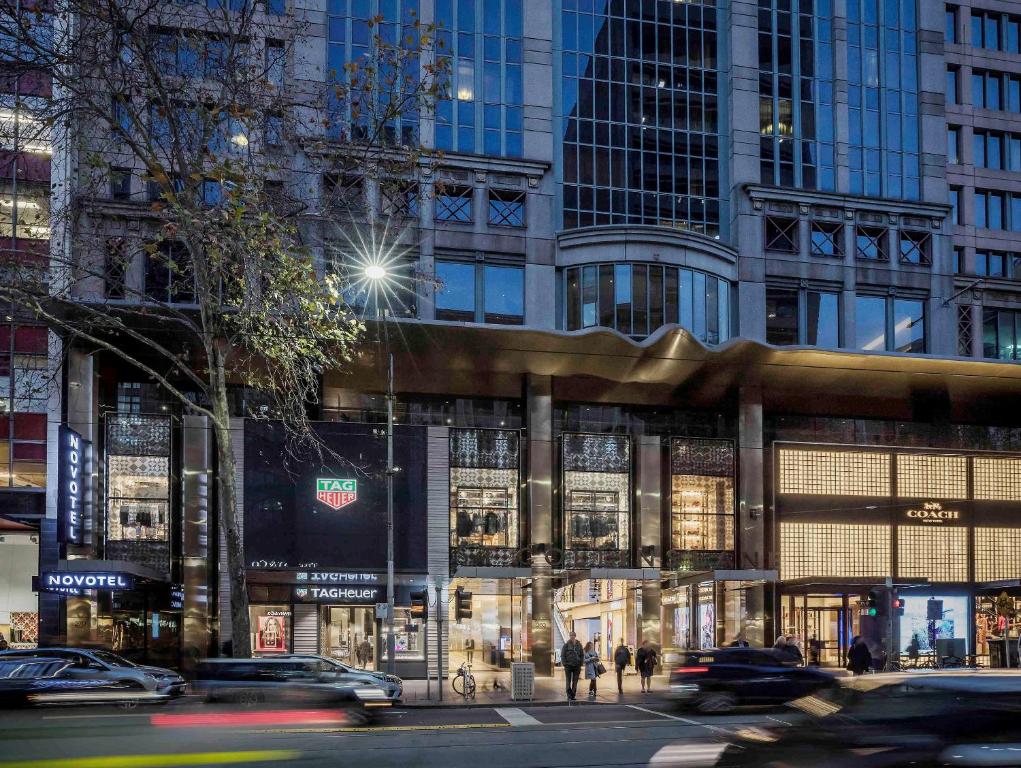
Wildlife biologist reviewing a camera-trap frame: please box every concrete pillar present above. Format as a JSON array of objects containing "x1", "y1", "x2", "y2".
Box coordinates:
[
  {"x1": 527, "y1": 374, "x2": 554, "y2": 675},
  {"x1": 738, "y1": 386, "x2": 766, "y2": 570},
  {"x1": 637, "y1": 436, "x2": 662, "y2": 568}
]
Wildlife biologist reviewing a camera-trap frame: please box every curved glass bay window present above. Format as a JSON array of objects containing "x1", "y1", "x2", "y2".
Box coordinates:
[
  {"x1": 564, "y1": 263, "x2": 730, "y2": 343},
  {"x1": 670, "y1": 438, "x2": 735, "y2": 559},
  {"x1": 450, "y1": 429, "x2": 520, "y2": 551},
  {"x1": 562, "y1": 434, "x2": 630, "y2": 566}
]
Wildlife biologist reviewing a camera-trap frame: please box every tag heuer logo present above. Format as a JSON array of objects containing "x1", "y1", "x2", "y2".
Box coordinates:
[{"x1": 316, "y1": 478, "x2": 357, "y2": 510}]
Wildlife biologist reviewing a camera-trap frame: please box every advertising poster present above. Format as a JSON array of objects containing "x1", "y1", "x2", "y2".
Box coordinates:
[{"x1": 256, "y1": 614, "x2": 288, "y2": 653}]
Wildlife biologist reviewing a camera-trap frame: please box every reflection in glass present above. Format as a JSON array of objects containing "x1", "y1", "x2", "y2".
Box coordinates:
[
  {"x1": 806, "y1": 291, "x2": 839, "y2": 347},
  {"x1": 893, "y1": 298, "x2": 925, "y2": 353},
  {"x1": 435, "y1": 261, "x2": 476, "y2": 321},
  {"x1": 856, "y1": 295, "x2": 887, "y2": 351},
  {"x1": 483, "y1": 265, "x2": 523, "y2": 324}
]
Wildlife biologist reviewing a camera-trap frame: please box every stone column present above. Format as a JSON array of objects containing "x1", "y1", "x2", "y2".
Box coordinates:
[
  {"x1": 527, "y1": 374, "x2": 554, "y2": 675},
  {"x1": 738, "y1": 386, "x2": 766, "y2": 570}
]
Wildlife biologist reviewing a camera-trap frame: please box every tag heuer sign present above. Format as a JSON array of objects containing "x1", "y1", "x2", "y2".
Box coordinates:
[{"x1": 316, "y1": 478, "x2": 357, "y2": 510}]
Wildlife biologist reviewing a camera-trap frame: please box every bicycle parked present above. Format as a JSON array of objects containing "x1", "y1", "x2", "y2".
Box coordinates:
[{"x1": 452, "y1": 660, "x2": 476, "y2": 698}]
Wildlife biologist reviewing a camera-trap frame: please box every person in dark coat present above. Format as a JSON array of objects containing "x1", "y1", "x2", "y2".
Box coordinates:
[
  {"x1": 561, "y1": 631, "x2": 584, "y2": 701},
  {"x1": 583, "y1": 642, "x2": 601, "y2": 698},
  {"x1": 635, "y1": 640, "x2": 658, "y2": 692},
  {"x1": 613, "y1": 641, "x2": 632, "y2": 694},
  {"x1": 783, "y1": 634, "x2": 804, "y2": 665},
  {"x1": 847, "y1": 636, "x2": 872, "y2": 675}
]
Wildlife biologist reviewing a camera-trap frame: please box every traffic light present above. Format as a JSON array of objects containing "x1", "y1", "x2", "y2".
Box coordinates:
[
  {"x1": 454, "y1": 586, "x2": 473, "y2": 623},
  {"x1": 892, "y1": 598, "x2": 905, "y2": 616},
  {"x1": 863, "y1": 591, "x2": 878, "y2": 617},
  {"x1": 410, "y1": 589, "x2": 427, "y2": 620}
]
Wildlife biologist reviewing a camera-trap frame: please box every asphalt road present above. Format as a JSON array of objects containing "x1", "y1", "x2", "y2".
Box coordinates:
[{"x1": 0, "y1": 697, "x2": 784, "y2": 768}]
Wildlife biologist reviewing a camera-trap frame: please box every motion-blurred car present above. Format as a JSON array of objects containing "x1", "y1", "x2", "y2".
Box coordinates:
[
  {"x1": 192, "y1": 658, "x2": 391, "y2": 720},
  {"x1": 668, "y1": 647, "x2": 835, "y2": 713},
  {"x1": 672, "y1": 671, "x2": 1021, "y2": 768},
  {"x1": 274, "y1": 654, "x2": 403, "y2": 701},
  {"x1": 0, "y1": 648, "x2": 185, "y2": 699},
  {"x1": 0, "y1": 656, "x2": 160, "y2": 707}
]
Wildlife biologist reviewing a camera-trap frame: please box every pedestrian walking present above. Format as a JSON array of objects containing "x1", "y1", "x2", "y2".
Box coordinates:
[
  {"x1": 846, "y1": 635, "x2": 872, "y2": 675},
  {"x1": 354, "y1": 642, "x2": 364, "y2": 668},
  {"x1": 583, "y1": 641, "x2": 601, "y2": 698},
  {"x1": 561, "y1": 631, "x2": 584, "y2": 701},
  {"x1": 635, "y1": 639, "x2": 658, "y2": 693},
  {"x1": 464, "y1": 637, "x2": 475, "y2": 664},
  {"x1": 358, "y1": 639, "x2": 373, "y2": 669},
  {"x1": 613, "y1": 641, "x2": 632, "y2": 694}
]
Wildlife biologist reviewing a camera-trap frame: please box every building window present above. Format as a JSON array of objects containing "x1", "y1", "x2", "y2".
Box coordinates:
[
  {"x1": 857, "y1": 294, "x2": 926, "y2": 353},
  {"x1": 0, "y1": 182, "x2": 49, "y2": 240},
  {"x1": 946, "y1": 5, "x2": 958, "y2": 42},
  {"x1": 897, "y1": 526, "x2": 968, "y2": 582},
  {"x1": 975, "y1": 189, "x2": 1007, "y2": 230},
  {"x1": 266, "y1": 40, "x2": 284, "y2": 87},
  {"x1": 758, "y1": 0, "x2": 836, "y2": 191},
  {"x1": 896, "y1": 454, "x2": 968, "y2": 499},
  {"x1": 957, "y1": 302, "x2": 973, "y2": 355},
  {"x1": 855, "y1": 225, "x2": 888, "y2": 261},
  {"x1": 983, "y1": 307, "x2": 1021, "y2": 360},
  {"x1": 947, "y1": 126, "x2": 959, "y2": 164},
  {"x1": 973, "y1": 130, "x2": 1021, "y2": 170},
  {"x1": 975, "y1": 528, "x2": 1021, "y2": 582},
  {"x1": 110, "y1": 168, "x2": 131, "y2": 200},
  {"x1": 105, "y1": 238, "x2": 129, "y2": 300},
  {"x1": 779, "y1": 523, "x2": 891, "y2": 581},
  {"x1": 898, "y1": 230, "x2": 931, "y2": 266},
  {"x1": 266, "y1": 0, "x2": 286, "y2": 14},
  {"x1": 810, "y1": 220, "x2": 842, "y2": 258},
  {"x1": 950, "y1": 187, "x2": 961, "y2": 225},
  {"x1": 561, "y1": 0, "x2": 721, "y2": 233},
  {"x1": 971, "y1": 10, "x2": 1021, "y2": 53},
  {"x1": 487, "y1": 189, "x2": 525, "y2": 227},
  {"x1": 435, "y1": 185, "x2": 473, "y2": 223},
  {"x1": 564, "y1": 263, "x2": 731, "y2": 344},
  {"x1": 265, "y1": 113, "x2": 283, "y2": 146},
  {"x1": 973, "y1": 70, "x2": 1021, "y2": 112},
  {"x1": 671, "y1": 438, "x2": 735, "y2": 555},
  {"x1": 947, "y1": 66, "x2": 959, "y2": 105},
  {"x1": 435, "y1": 260, "x2": 524, "y2": 325},
  {"x1": 975, "y1": 250, "x2": 1007, "y2": 278},
  {"x1": 144, "y1": 241, "x2": 194, "y2": 304},
  {"x1": 764, "y1": 216, "x2": 799, "y2": 253},
  {"x1": 380, "y1": 182, "x2": 419, "y2": 220},
  {"x1": 766, "y1": 286, "x2": 840, "y2": 348},
  {"x1": 449, "y1": 429, "x2": 519, "y2": 550},
  {"x1": 0, "y1": 324, "x2": 47, "y2": 489}
]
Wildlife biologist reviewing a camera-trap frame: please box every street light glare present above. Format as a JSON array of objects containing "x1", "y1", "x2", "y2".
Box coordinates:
[{"x1": 364, "y1": 264, "x2": 387, "y2": 281}]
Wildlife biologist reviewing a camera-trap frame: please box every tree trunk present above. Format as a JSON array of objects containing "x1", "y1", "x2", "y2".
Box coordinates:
[{"x1": 210, "y1": 355, "x2": 251, "y2": 658}]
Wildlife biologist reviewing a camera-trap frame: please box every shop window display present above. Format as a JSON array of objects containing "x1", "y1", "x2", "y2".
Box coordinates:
[
  {"x1": 899, "y1": 595, "x2": 968, "y2": 660},
  {"x1": 250, "y1": 606, "x2": 291, "y2": 655},
  {"x1": 320, "y1": 606, "x2": 376, "y2": 668},
  {"x1": 671, "y1": 476, "x2": 734, "y2": 551},
  {"x1": 554, "y1": 579, "x2": 634, "y2": 662},
  {"x1": 562, "y1": 434, "x2": 630, "y2": 557},
  {"x1": 450, "y1": 429, "x2": 520, "y2": 553},
  {"x1": 381, "y1": 609, "x2": 424, "y2": 663}
]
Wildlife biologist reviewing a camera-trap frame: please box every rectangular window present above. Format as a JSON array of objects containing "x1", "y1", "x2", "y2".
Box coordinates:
[
  {"x1": 947, "y1": 126, "x2": 959, "y2": 164},
  {"x1": 899, "y1": 230, "x2": 931, "y2": 266},
  {"x1": 449, "y1": 428, "x2": 520, "y2": 550},
  {"x1": 104, "y1": 238, "x2": 129, "y2": 299},
  {"x1": 487, "y1": 189, "x2": 525, "y2": 227},
  {"x1": 435, "y1": 185, "x2": 473, "y2": 223},
  {"x1": 145, "y1": 241, "x2": 194, "y2": 304},
  {"x1": 265, "y1": 113, "x2": 283, "y2": 146},
  {"x1": 975, "y1": 250, "x2": 1007, "y2": 278},
  {"x1": 436, "y1": 260, "x2": 524, "y2": 325},
  {"x1": 950, "y1": 187, "x2": 961, "y2": 225},
  {"x1": 435, "y1": 261, "x2": 476, "y2": 322},
  {"x1": 896, "y1": 454, "x2": 967, "y2": 499},
  {"x1": 764, "y1": 216, "x2": 800, "y2": 253},
  {"x1": 806, "y1": 290, "x2": 839, "y2": 348},
  {"x1": 777, "y1": 448, "x2": 891, "y2": 497},
  {"x1": 893, "y1": 298, "x2": 925, "y2": 353},
  {"x1": 946, "y1": 67, "x2": 959, "y2": 105},
  {"x1": 898, "y1": 526, "x2": 968, "y2": 582},
  {"x1": 482, "y1": 264, "x2": 524, "y2": 324},
  {"x1": 856, "y1": 225, "x2": 888, "y2": 261},
  {"x1": 810, "y1": 220, "x2": 843, "y2": 258},
  {"x1": 779, "y1": 523, "x2": 890, "y2": 581},
  {"x1": 946, "y1": 5, "x2": 958, "y2": 43},
  {"x1": 856, "y1": 295, "x2": 888, "y2": 351},
  {"x1": 110, "y1": 168, "x2": 131, "y2": 200},
  {"x1": 266, "y1": 39, "x2": 284, "y2": 87},
  {"x1": 983, "y1": 307, "x2": 1020, "y2": 359},
  {"x1": 765, "y1": 287, "x2": 799, "y2": 346}
]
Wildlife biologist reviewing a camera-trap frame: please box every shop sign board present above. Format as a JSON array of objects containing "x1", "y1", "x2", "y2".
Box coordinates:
[
  {"x1": 316, "y1": 478, "x2": 357, "y2": 510},
  {"x1": 38, "y1": 571, "x2": 134, "y2": 592},
  {"x1": 293, "y1": 585, "x2": 385, "y2": 603},
  {"x1": 905, "y1": 501, "x2": 961, "y2": 524},
  {"x1": 57, "y1": 426, "x2": 89, "y2": 545},
  {"x1": 296, "y1": 571, "x2": 381, "y2": 583}
]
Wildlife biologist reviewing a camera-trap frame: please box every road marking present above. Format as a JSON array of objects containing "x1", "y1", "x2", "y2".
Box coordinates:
[
  {"x1": 249, "y1": 722, "x2": 511, "y2": 734},
  {"x1": 495, "y1": 707, "x2": 542, "y2": 726},
  {"x1": 766, "y1": 715, "x2": 792, "y2": 726},
  {"x1": 626, "y1": 705, "x2": 702, "y2": 725},
  {"x1": 0, "y1": 751, "x2": 300, "y2": 768}
]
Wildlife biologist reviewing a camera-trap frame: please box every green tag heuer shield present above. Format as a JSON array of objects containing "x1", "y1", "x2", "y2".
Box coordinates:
[{"x1": 316, "y1": 478, "x2": 357, "y2": 510}]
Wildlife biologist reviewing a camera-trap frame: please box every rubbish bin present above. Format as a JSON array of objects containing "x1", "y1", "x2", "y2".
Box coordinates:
[{"x1": 511, "y1": 662, "x2": 535, "y2": 701}]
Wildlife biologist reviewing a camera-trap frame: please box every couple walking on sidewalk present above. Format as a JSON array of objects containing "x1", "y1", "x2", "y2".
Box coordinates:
[{"x1": 561, "y1": 633, "x2": 659, "y2": 700}]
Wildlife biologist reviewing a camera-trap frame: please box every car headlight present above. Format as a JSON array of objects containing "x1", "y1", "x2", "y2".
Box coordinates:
[{"x1": 353, "y1": 687, "x2": 388, "y2": 701}]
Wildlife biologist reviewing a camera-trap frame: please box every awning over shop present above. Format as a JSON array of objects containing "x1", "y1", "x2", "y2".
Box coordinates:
[{"x1": 666, "y1": 569, "x2": 778, "y2": 589}]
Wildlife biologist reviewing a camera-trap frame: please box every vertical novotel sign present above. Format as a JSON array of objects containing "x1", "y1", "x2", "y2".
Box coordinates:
[{"x1": 57, "y1": 425, "x2": 87, "y2": 545}]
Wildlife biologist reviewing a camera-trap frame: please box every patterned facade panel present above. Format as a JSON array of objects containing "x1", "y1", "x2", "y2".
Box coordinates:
[
  {"x1": 897, "y1": 526, "x2": 968, "y2": 583},
  {"x1": 778, "y1": 448, "x2": 891, "y2": 496},
  {"x1": 974, "y1": 457, "x2": 1021, "y2": 501},
  {"x1": 975, "y1": 528, "x2": 1021, "y2": 582},
  {"x1": 563, "y1": 433, "x2": 629, "y2": 473},
  {"x1": 449, "y1": 429, "x2": 519, "y2": 469},
  {"x1": 896, "y1": 454, "x2": 967, "y2": 499},
  {"x1": 671, "y1": 438, "x2": 734, "y2": 477},
  {"x1": 779, "y1": 522, "x2": 891, "y2": 581},
  {"x1": 106, "y1": 414, "x2": 171, "y2": 457}
]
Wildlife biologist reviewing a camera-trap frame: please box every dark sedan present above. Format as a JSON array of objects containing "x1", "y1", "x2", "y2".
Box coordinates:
[
  {"x1": 668, "y1": 647, "x2": 836, "y2": 713},
  {"x1": 706, "y1": 671, "x2": 1021, "y2": 768}
]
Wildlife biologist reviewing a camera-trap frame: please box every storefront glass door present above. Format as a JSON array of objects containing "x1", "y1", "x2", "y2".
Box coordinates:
[
  {"x1": 783, "y1": 595, "x2": 853, "y2": 667},
  {"x1": 321, "y1": 606, "x2": 376, "y2": 669}
]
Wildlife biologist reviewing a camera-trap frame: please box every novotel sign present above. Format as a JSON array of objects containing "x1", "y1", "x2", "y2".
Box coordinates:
[
  {"x1": 40, "y1": 572, "x2": 134, "y2": 591},
  {"x1": 57, "y1": 426, "x2": 89, "y2": 546}
]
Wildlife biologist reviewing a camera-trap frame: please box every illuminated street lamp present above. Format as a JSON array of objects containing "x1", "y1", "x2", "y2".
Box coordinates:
[{"x1": 363, "y1": 262, "x2": 396, "y2": 676}]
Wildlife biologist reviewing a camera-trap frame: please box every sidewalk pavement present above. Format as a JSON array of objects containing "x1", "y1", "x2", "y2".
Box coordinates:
[{"x1": 399, "y1": 670, "x2": 672, "y2": 707}]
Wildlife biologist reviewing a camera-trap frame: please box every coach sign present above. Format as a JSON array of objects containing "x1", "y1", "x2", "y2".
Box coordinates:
[{"x1": 57, "y1": 425, "x2": 89, "y2": 545}]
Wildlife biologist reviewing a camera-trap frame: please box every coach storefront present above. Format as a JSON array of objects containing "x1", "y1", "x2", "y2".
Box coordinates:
[
  {"x1": 775, "y1": 444, "x2": 1021, "y2": 666},
  {"x1": 243, "y1": 420, "x2": 430, "y2": 677}
]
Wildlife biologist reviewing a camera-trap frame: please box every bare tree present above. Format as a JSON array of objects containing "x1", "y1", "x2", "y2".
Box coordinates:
[{"x1": 0, "y1": 0, "x2": 445, "y2": 656}]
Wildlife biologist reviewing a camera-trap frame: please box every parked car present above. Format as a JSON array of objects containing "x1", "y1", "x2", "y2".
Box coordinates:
[
  {"x1": 0, "y1": 648, "x2": 185, "y2": 699},
  {"x1": 192, "y1": 658, "x2": 391, "y2": 720},
  {"x1": 668, "y1": 647, "x2": 835, "y2": 713},
  {"x1": 274, "y1": 654, "x2": 403, "y2": 701},
  {"x1": 704, "y1": 671, "x2": 1021, "y2": 768},
  {"x1": 0, "y1": 656, "x2": 156, "y2": 707}
]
